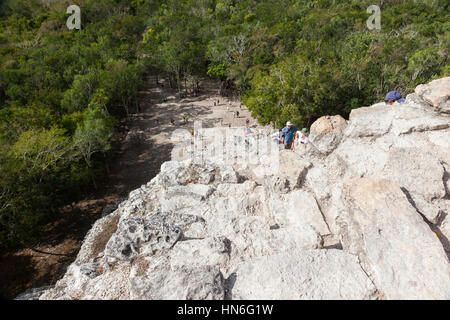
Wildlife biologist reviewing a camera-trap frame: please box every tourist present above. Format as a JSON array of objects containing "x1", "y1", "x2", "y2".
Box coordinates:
[
  {"x1": 296, "y1": 128, "x2": 309, "y2": 146},
  {"x1": 372, "y1": 90, "x2": 406, "y2": 107},
  {"x1": 385, "y1": 91, "x2": 406, "y2": 105},
  {"x1": 272, "y1": 129, "x2": 283, "y2": 144},
  {"x1": 281, "y1": 121, "x2": 298, "y2": 150}
]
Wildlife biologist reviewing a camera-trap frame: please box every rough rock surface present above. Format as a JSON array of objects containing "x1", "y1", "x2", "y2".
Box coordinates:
[
  {"x1": 15, "y1": 286, "x2": 54, "y2": 300},
  {"x1": 232, "y1": 249, "x2": 377, "y2": 300},
  {"x1": 341, "y1": 178, "x2": 450, "y2": 300},
  {"x1": 414, "y1": 77, "x2": 450, "y2": 113},
  {"x1": 309, "y1": 115, "x2": 347, "y2": 155},
  {"x1": 36, "y1": 77, "x2": 450, "y2": 300}
]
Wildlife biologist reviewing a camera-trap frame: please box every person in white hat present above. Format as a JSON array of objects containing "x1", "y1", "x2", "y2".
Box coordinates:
[{"x1": 281, "y1": 121, "x2": 298, "y2": 150}]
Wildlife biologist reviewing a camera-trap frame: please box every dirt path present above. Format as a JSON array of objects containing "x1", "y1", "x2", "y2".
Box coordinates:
[{"x1": 0, "y1": 75, "x2": 256, "y2": 299}]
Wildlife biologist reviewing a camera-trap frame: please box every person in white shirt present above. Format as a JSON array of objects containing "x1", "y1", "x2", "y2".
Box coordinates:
[
  {"x1": 295, "y1": 128, "x2": 309, "y2": 148},
  {"x1": 272, "y1": 129, "x2": 283, "y2": 144}
]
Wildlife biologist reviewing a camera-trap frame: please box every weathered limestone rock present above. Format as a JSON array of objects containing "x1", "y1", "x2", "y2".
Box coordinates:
[
  {"x1": 104, "y1": 217, "x2": 183, "y2": 264},
  {"x1": 40, "y1": 262, "x2": 133, "y2": 300},
  {"x1": 204, "y1": 193, "x2": 266, "y2": 236},
  {"x1": 168, "y1": 237, "x2": 231, "y2": 269},
  {"x1": 414, "y1": 76, "x2": 450, "y2": 113},
  {"x1": 309, "y1": 115, "x2": 347, "y2": 154},
  {"x1": 15, "y1": 286, "x2": 54, "y2": 300},
  {"x1": 390, "y1": 105, "x2": 449, "y2": 135},
  {"x1": 334, "y1": 138, "x2": 389, "y2": 178},
  {"x1": 101, "y1": 199, "x2": 123, "y2": 218},
  {"x1": 263, "y1": 175, "x2": 291, "y2": 194},
  {"x1": 340, "y1": 178, "x2": 450, "y2": 300},
  {"x1": 428, "y1": 129, "x2": 450, "y2": 148},
  {"x1": 334, "y1": 104, "x2": 449, "y2": 225},
  {"x1": 157, "y1": 160, "x2": 216, "y2": 187},
  {"x1": 277, "y1": 149, "x2": 312, "y2": 189},
  {"x1": 220, "y1": 165, "x2": 240, "y2": 183},
  {"x1": 232, "y1": 249, "x2": 377, "y2": 300},
  {"x1": 165, "y1": 184, "x2": 215, "y2": 201},
  {"x1": 215, "y1": 180, "x2": 256, "y2": 197},
  {"x1": 381, "y1": 147, "x2": 446, "y2": 223},
  {"x1": 344, "y1": 105, "x2": 395, "y2": 138},
  {"x1": 130, "y1": 266, "x2": 224, "y2": 300},
  {"x1": 75, "y1": 210, "x2": 121, "y2": 264},
  {"x1": 304, "y1": 164, "x2": 331, "y2": 201},
  {"x1": 216, "y1": 215, "x2": 269, "y2": 237},
  {"x1": 229, "y1": 226, "x2": 322, "y2": 263},
  {"x1": 161, "y1": 184, "x2": 215, "y2": 212},
  {"x1": 269, "y1": 190, "x2": 330, "y2": 236},
  {"x1": 33, "y1": 77, "x2": 450, "y2": 300}
]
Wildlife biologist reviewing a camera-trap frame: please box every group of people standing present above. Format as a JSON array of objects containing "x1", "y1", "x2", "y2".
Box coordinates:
[
  {"x1": 274, "y1": 122, "x2": 309, "y2": 150},
  {"x1": 167, "y1": 89, "x2": 406, "y2": 153}
]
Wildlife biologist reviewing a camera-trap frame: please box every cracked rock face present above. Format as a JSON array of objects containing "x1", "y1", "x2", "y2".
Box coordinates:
[
  {"x1": 35, "y1": 77, "x2": 450, "y2": 300},
  {"x1": 309, "y1": 115, "x2": 347, "y2": 155},
  {"x1": 104, "y1": 217, "x2": 183, "y2": 264},
  {"x1": 341, "y1": 178, "x2": 450, "y2": 300},
  {"x1": 414, "y1": 77, "x2": 450, "y2": 113},
  {"x1": 232, "y1": 249, "x2": 378, "y2": 300}
]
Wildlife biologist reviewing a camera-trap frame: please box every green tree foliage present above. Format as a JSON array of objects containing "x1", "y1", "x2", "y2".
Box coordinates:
[
  {"x1": 0, "y1": 0, "x2": 145, "y2": 248},
  {"x1": 9, "y1": 127, "x2": 71, "y2": 181},
  {"x1": 61, "y1": 70, "x2": 99, "y2": 113},
  {"x1": 0, "y1": 127, "x2": 72, "y2": 246},
  {"x1": 134, "y1": 0, "x2": 448, "y2": 128},
  {"x1": 73, "y1": 106, "x2": 115, "y2": 170},
  {"x1": 100, "y1": 59, "x2": 143, "y2": 117}
]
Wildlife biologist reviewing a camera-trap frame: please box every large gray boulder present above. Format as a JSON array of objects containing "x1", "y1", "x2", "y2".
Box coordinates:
[
  {"x1": 130, "y1": 266, "x2": 225, "y2": 300},
  {"x1": 269, "y1": 190, "x2": 330, "y2": 236},
  {"x1": 340, "y1": 178, "x2": 450, "y2": 300},
  {"x1": 232, "y1": 249, "x2": 377, "y2": 300},
  {"x1": 309, "y1": 115, "x2": 347, "y2": 154},
  {"x1": 414, "y1": 76, "x2": 450, "y2": 114}
]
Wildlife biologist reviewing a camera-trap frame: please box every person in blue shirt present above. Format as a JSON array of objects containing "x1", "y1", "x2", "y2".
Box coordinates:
[{"x1": 281, "y1": 121, "x2": 298, "y2": 150}]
